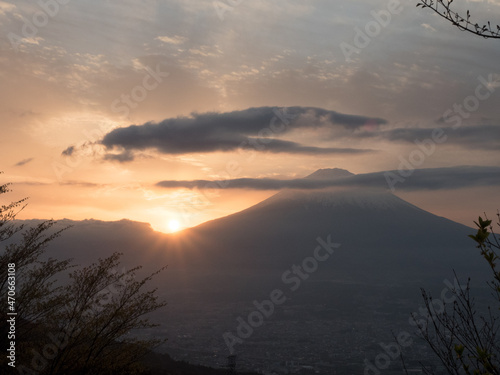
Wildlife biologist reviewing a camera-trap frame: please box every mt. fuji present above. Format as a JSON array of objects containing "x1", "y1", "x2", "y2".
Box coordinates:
[
  {"x1": 162, "y1": 168, "x2": 487, "y2": 288},
  {"x1": 34, "y1": 168, "x2": 487, "y2": 289}
]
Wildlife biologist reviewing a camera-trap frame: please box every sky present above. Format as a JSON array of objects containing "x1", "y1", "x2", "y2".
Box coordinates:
[{"x1": 0, "y1": 0, "x2": 499, "y2": 233}]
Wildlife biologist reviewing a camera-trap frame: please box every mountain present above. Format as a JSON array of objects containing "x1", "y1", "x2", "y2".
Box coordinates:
[
  {"x1": 164, "y1": 170, "x2": 486, "y2": 286},
  {"x1": 10, "y1": 168, "x2": 492, "y2": 372},
  {"x1": 24, "y1": 168, "x2": 487, "y2": 287},
  {"x1": 304, "y1": 168, "x2": 355, "y2": 180}
]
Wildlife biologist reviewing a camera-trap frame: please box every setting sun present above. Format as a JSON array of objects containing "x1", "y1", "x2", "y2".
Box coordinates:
[{"x1": 168, "y1": 219, "x2": 181, "y2": 233}]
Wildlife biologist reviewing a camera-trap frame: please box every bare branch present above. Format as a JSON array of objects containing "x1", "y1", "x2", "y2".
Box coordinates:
[{"x1": 417, "y1": 0, "x2": 500, "y2": 39}]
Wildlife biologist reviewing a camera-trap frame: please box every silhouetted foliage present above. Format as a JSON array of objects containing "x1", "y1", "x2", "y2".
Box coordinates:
[
  {"x1": 0, "y1": 175, "x2": 167, "y2": 375},
  {"x1": 405, "y1": 212, "x2": 500, "y2": 374},
  {"x1": 417, "y1": 0, "x2": 500, "y2": 39}
]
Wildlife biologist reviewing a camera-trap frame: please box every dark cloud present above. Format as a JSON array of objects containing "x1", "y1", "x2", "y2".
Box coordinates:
[
  {"x1": 100, "y1": 107, "x2": 385, "y2": 157},
  {"x1": 62, "y1": 146, "x2": 75, "y2": 156},
  {"x1": 59, "y1": 181, "x2": 104, "y2": 188},
  {"x1": 275, "y1": 144, "x2": 375, "y2": 154},
  {"x1": 157, "y1": 177, "x2": 344, "y2": 190},
  {"x1": 14, "y1": 180, "x2": 104, "y2": 188},
  {"x1": 13, "y1": 181, "x2": 47, "y2": 186},
  {"x1": 103, "y1": 151, "x2": 135, "y2": 163},
  {"x1": 355, "y1": 124, "x2": 500, "y2": 150},
  {"x1": 379, "y1": 166, "x2": 500, "y2": 190},
  {"x1": 156, "y1": 166, "x2": 500, "y2": 191},
  {"x1": 14, "y1": 158, "x2": 33, "y2": 167}
]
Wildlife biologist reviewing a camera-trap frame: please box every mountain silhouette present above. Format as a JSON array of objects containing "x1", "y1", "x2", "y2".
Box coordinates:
[
  {"x1": 164, "y1": 168, "x2": 486, "y2": 288},
  {"x1": 32, "y1": 168, "x2": 487, "y2": 289}
]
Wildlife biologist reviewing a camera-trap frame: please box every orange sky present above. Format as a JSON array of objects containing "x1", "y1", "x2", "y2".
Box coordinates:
[{"x1": 1, "y1": 1, "x2": 499, "y2": 233}]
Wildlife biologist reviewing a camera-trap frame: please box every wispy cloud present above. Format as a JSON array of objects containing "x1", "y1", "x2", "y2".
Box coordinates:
[
  {"x1": 156, "y1": 35, "x2": 187, "y2": 45},
  {"x1": 156, "y1": 166, "x2": 500, "y2": 191},
  {"x1": 62, "y1": 146, "x2": 75, "y2": 156},
  {"x1": 103, "y1": 150, "x2": 135, "y2": 163},
  {"x1": 354, "y1": 123, "x2": 500, "y2": 150},
  {"x1": 0, "y1": 1, "x2": 15, "y2": 16},
  {"x1": 14, "y1": 157, "x2": 34, "y2": 167}
]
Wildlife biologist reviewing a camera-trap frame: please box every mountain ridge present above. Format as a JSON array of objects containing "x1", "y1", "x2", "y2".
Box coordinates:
[
  {"x1": 304, "y1": 168, "x2": 355, "y2": 180},
  {"x1": 12, "y1": 168, "x2": 487, "y2": 286}
]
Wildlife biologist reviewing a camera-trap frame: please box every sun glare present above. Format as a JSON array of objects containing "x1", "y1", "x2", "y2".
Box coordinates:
[{"x1": 168, "y1": 219, "x2": 181, "y2": 233}]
